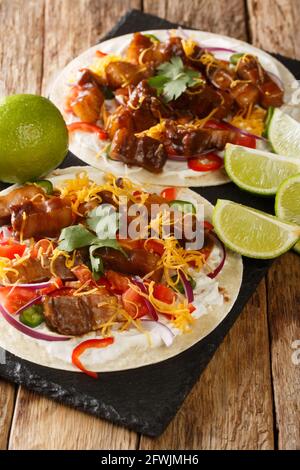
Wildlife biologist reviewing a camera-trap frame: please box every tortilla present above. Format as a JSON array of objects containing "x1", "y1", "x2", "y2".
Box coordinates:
[
  {"x1": 48, "y1": 29, "x2": 299, "y2": 187},
  {"x1": 0, "y1": 166, "x2": 243, "y2": 372}
]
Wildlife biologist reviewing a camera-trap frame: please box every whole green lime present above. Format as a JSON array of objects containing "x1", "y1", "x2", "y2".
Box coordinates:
[{"x1": 0, "y1": 94, "x2": 68, "y2": 183}]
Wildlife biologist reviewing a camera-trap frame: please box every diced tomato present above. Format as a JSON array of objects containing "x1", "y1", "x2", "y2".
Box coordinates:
[
  {"x1": 122, "y1": 287, "x2": 149, "y2": 318},
  {"x1": 47, "y1": 287, "x2": 75, "y2": 297},
  {"x1": 67, "y1": 122, "x2": 108, "y2": 140},
  {"x1": 31, "y1": 239, "x2": 53, "y2": 259},
  {"x1": 0, "y1": 287, "x2": 40, "y2": 314},
  {"x1": 105, "y1": 270, "x2": 129, "y2": 294},
  {"x1": 0, "y1": 243, "x2": 26, "y2": 260},
  {"x1": 153, "y1": 284, "x2": 175, "y2": 305},
  {"x1": 72, "y1": 337, "x2": 114, "y2": 378},
  {"x1": 233, "y1": 133, "x2": 256, "y2": 148},
  {"x1": 96, "y1": 275, "x2": 111, "y2": 290},
  {"x1": 144, "y1": 239, "x2": 165, "y2": 256},
  {"x1": 160, "y1": 187, "x2": 177, "y2": 201},
  {"x1": 188, "y1": 153, "x2": 223, "y2": 172},
  {"x1": 95, "y1": 50, "x2": 107, "y2": 58}
]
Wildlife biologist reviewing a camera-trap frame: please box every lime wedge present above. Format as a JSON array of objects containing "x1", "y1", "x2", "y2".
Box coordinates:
[
  {"x1": 275, "y1": 173, "x2": 300, "y2": 254},
  {"x1": 267, "y1": 108, "x2": 300, "y2": 158},
  {"x1": 213, "y1": 199, "x2": 300, "y2": 259},
  {"x1": 225, "y1": 144, "x2": 300, "y2": 195}
]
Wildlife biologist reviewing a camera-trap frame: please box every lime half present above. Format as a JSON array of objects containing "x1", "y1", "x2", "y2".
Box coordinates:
[
  {"x1": 275, "y1": 173, "x2": 300, "y2": 254},
  {"x1": 267, "y1": 108, "x2": 300, "y2": 158},
  {"x1": 213, "y1": 199, "x2": 300, "y2": 259},
  {"x1": 225, "y1": 144, "x2": 300, "y2": 195}
]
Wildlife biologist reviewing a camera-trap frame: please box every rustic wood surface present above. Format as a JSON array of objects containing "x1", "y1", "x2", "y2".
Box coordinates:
[{"x1": 0, "y1": 0, "x2": 299, "y2": 450}]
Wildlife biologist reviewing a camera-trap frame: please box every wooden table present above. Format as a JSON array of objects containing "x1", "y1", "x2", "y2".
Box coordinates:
[{"x1": 0, "y1": 0, "x2": 299, "y2": 450}]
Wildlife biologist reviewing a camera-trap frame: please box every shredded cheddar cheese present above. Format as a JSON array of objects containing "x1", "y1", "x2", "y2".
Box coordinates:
[{"x1": 230, "y1": 106, "x2": 266, "y2": 136}]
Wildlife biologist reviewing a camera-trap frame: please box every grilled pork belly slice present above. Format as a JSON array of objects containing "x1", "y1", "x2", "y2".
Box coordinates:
[
  {"x1": 110, "y1": 128, "x2": 167, "y2": 173},
  {"x1": 0, "y1": 185, "x2": 45, "y2": 226},
  {"x1": 98, "y1": 247, "x2": 162, "y2": 282},
  {"x1": 11, "y1": 197, "x2": 73, "y2": 239},
  {"x1": 44, "y1": 290, "x2": 119, "y2": 336},
  {"x1": 6, "y1": 252, "x2": 88, "y2": 284}
]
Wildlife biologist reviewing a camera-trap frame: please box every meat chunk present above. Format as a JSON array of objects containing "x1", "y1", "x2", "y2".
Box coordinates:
[
  {"x1": 110, "y1": 128, "x2": 167, "y2": 173},
  {"x1": 231, "y1": 82, "x2": 261, "y2": 109},
  {"x1": 44, "y1": 291, "x2": 119, "y2": 335},
  {"x1": 106, "y1": 80, "x2": 170, "y2": 139},
  {"x1": 126, "y1": 32, "x2": 153, "y2": 64},
  {"x1": 164, "y1": 120, "x2": 236, "y2": 155},
  {"x1": 11, "y1": 197, "x2": 73, "y2": 239},
  {"x1": 6, "y1": 251, "x2": 87, "y2": 284},
  {"x1": 98, "y1": 247, "x2": 162, "y2": 282},
  {"x1": 66, "y1": 83, "x2": 104, "y2": 123},
  {"x1": 0, "y1": 185, "x2": 45, "y2": 226},
  {"x1": 105, "y1": 61, "x2": 148, "y2": 89}
]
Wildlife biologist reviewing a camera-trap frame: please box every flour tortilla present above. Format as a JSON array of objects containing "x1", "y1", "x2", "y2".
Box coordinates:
[
  {"x1": 48, "y1": 29, "x2": 300, "y2": 187},
  {"x1": 0, "y1": 166, "x2": 243, "y2": 372}
]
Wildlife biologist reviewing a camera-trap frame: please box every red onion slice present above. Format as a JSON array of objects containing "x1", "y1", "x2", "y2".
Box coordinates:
[
  {"x1": 140, "y1": 320, "x2": 174, "y2": 347},
  {"x1": 202, "y1": 46, "x2": 236, "y2": 54},
  {"x1": 0, "y1": 281, "x2": 53, "y2": 290},
  {"x1": 207, "y1": 234, "x2": 226, "y2": 279},
  {"x1": 0, "y1": 303, "x2": 70, "y2": 342},
  {"x1": 179, "y1": 270, "x2": 194, "y2": 303},
  {"x1": 132, "y1": 277, "x2": 158, "y2": 321},
  {"x1": 167, "y1": 148, "x2": 218, "y2": 162}
]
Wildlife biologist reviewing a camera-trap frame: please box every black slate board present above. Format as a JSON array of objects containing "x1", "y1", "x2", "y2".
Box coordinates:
[{"x1": 0, "y1": 10, "x2": 299, "y2": 437}]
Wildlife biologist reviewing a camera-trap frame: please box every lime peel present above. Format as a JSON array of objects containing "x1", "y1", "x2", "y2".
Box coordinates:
[{"x1": 213, "y1": 199, "x2": 300, "y2": 259}]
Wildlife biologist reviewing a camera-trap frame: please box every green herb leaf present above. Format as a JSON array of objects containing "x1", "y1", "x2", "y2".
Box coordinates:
[
  {"x1": 58, "y1": 225, "x2": 97, "y2": 252},
  {"x1": 149, "y1": 56, "x2": 204, "y2": 102},
  {"x1": 87, "y1": 204, "x2": 119, "y2": 239}
]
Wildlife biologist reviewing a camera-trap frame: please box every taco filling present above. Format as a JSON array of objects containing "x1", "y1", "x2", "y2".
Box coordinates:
[
  {"x1": 64, "y1": 32, "x2": 284, "y2": 175},
  {"x1": 0, "y1": 170, "x2": 234, "y2": 375}
]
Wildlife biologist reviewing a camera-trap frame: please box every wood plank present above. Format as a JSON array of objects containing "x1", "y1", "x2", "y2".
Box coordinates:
[
  {"x1": 9, "y1": 0, "x2": 142, "y2": 450},
  {"x1": 9, "y1": 388, "x2": 138, "y2": 450},
  {"x1": 266, "y1": 253, "x2": 300, "y2": 450},
  {"x1": 247, "y1": 0, "x2": 300, "y2": 59},
  {"x1": 143, "y1": 0, "x2": 247, "y2": 40},
  {"x1": 0, "y1": 380, "x2": 15, "y2": 450},
  {"x1": 0, "y1": 0, "x2": 45, "y2": 449},
  {"x1": 0, "y1": 0, "x2": 45, "y2": 94},
  {"x1": 140, "y1": 281, "x2": 274, "y2": 450},
  {"x1": 247, "y1": 0, "x2": 300, "y2": 449},
  {"x1": 42, "y1": 0, "x2": 141, "y2": 93}
]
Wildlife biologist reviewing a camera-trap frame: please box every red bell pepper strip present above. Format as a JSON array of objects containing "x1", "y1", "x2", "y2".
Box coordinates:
[
  {"x1": 160, "y1": 187, "x2": 177, "y2": 201},
  {"x1": 72, "y1": 337, "x2": 114, "y2": 378},
  {"x1": 67, "y1": 122, "x2": 108, "y2": 140}
]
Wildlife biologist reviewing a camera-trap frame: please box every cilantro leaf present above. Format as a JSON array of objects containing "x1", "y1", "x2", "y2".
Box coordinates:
[
  {"x1": 163, "y1": 77, "x2": 189, "y2": 101},
  {"x1": 148, "y1": 75, "x2": 169, "y2": 95},
  {"x1": 58, "y1": 225, "x2": 97, "y2": 251},
  {"x1": 87, "y1": 204, "x2": 119, "y2": 239},
  {"x1": 148, "y1": 56, "x2": 204, "y2": 102}
]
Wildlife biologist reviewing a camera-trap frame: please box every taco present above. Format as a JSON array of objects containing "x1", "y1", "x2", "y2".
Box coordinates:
[
  {"x1": 0, "y1": 166, "x2": 242, "y2": 375},
  {"x1": 49, "y1": 29, "x2": 296, "y2": 187}
]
